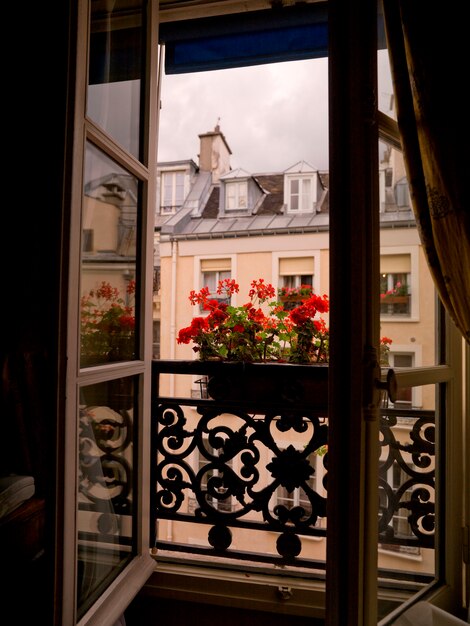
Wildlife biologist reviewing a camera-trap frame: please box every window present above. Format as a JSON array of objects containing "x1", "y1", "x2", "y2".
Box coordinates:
[
  {"x1": 395, "y1": 176, "x2": 410, "y2": 209},
  {"x1": 379, "y1": 462, "x2": 421, "y2": 557},
  {"x1": 200, "y1": 258, "x2": 231, "y2": 310},
  {"x1": 225, "y1": 180, "x2": 247, "y2": 210},
  {"x1": 288, "y1": 176, "x2": 312, "y2": 212},
  {"x1": 279, "y1": 257, "x2": 314, "y2": 292},
  {"x1": 82, "y1": 229, "x2": 93, "y2": 252},
  {"x1": 281, "y1": 274, "x2": 314, "y2": 290},
  {"x1": 161, "y1": 170, "x2": 185, "y2": 214},
  {"x1": 276, "y1": 450, "x2": 323, "y2": 523},
  {"x1": 380, "y1": 254, "x2": 411, "y2": 316},
  {"x1": 62, "y1": 1, "x2": 466, "y2": 624},
  {"x1": 193, "y1": 438, "x2": 233, "y2": 513},
  {"x1": 388, "y1": 353, "x2": 413, "y2": 407}
]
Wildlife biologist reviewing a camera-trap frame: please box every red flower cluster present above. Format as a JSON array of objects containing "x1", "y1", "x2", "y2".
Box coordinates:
[
  {"x1": 177, "y1": 278, "x2": 330, "y2": 363},
  {"x1": 80, "y1": 280, "x2": 136, "y2": 361}
]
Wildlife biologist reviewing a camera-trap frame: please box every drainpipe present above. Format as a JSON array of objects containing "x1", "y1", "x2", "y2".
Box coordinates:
[{"x1": 169, "y1": 238, "x2": 178, "y2": 397}]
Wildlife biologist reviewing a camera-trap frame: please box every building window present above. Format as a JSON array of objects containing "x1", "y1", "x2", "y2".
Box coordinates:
[
  {"x1": 279, "y1": 257, "x2": 314, "y2": 288},
  {"x1": 287, "y1": 176, "x2": 313, "y2": 213},
  {"x1": 192, "y1": 438, "x2": 233, "y2": 513},
  {"x1": 380, "y1": 254, "x2": 411, "y2": 317},
  {"x1": 395, "y1": 177, "x2": 410, "y2": 209},
  {"x1": 200, "y1": 258, "x2": 231, "y2": 311},
  {"x1": 152, "y1": 321, "x2": 160, "y2": 360},
  {"x1": 82, "y1": 229, "x2": 94, "y2": 252},
  {"x1": 275, "y1": 450, "x2": 323, "y2": 524},
  {"x1": 379, "y1": 462, "x2": 421, "y2": 556},
  {"x1": 225, "y1": 181, "x2": 247, "y2": 210},
  {"x1": 161, "y1": 171, "x2": 185, "y2": 214},
  {"x1": 388, "y1": 353, "x2": 413, "y2": 407}
]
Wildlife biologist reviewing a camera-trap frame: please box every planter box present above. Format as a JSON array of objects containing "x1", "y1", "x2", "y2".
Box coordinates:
[
  {"x1": 153, "y1": 360, "x2": 328, "y2": 414},
  {"x1": 380, "y1": 295, "x2": 410, "y2": 304}
]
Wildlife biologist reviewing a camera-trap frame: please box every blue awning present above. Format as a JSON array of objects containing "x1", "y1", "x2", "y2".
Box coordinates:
[{"x1": 160, "y1": 4, "x2": 329, "y2": 74}]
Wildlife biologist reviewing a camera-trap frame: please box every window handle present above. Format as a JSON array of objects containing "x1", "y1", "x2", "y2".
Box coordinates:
[{"x1": 376, "y1": 368, "x2": 398, "y2": 403}]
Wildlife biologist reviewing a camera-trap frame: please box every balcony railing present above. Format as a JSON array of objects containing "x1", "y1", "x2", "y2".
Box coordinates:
[{"x1": 150, "y1": 360, "x2": 435, "y2": 581}]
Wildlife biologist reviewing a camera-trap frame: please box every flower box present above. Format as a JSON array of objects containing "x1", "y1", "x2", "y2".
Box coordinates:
[
  {"x1": 154, "y1": 359, "x2": 329, "y2": 414},
  {"x1": 380, "y1": 295, "x2": 410, "y2": 304}
]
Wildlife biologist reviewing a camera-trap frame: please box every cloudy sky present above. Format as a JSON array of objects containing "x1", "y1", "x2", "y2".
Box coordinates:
[{"x1": 156, "y1": 50, "x2": 393, "y2": 174}]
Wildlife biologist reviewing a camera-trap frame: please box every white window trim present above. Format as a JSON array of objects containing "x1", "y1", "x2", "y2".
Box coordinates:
[
  {"x1": 284, "y1": 174, "x2": 316, "y2": 214},
  {"x1": 224, "y1": 179, "x2": 248, "y2": 211},
  {"x1": 158, "y1": 168, "x2": 188, "y2": 215},
  {"x1": 193, "y1": 254, "x2": 237, "y2": 308},
  {"x1": 388, "y1": 344, "x2": 423, "y2": 408},
  {"x1": 380, "y1": 246, "x2": 420, "y2": 322},
  {"x1": 272, "y1": 251, "x2": 321, "y2": 297}
]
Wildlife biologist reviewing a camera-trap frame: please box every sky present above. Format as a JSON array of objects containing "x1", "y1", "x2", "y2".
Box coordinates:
[{"x1": 156, "y1": 50, "x2": 394, "y2": 174}]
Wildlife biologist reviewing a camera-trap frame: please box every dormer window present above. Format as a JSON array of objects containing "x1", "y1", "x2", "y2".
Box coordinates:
[
  {"x1": 226, "y1": 181, "x2": 247, "y2": 210},
  {"x1": 161, "y1": 170, "x2": 185, "y2": 215},
  {"x1": 284, "y1": 161, "x2": 317, "y2": 214},
  {"x1": 288, "y1": 177, "x2": 312, "y2": 212}
]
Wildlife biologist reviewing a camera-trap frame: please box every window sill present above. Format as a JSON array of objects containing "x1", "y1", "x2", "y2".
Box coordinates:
[
  {"x1": 146, "y1": 556, "x2": 327, "y2": 618},
  {"x1": 380, "y1": 315, "x2": 419, "y2": 323}
]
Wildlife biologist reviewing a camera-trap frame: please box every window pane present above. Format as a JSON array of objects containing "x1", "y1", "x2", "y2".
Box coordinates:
[
  {"x1": 378, "y1": 128, "x2": 439, "y2": 619},
  {"x1": 77, "y1": 376, "x2": 137, "y2": 618},
  {"x1": 87, "y1": 1, "x2": 144, "y2": 158},
  {"x1": 81, "y1": 142, "x2": 140, "y2": 367}
]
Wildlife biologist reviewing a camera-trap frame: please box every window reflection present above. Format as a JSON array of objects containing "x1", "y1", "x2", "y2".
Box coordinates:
[
  {"x1": 81, "y1": 143, "x2": 139, "y2": 367},
  {"x1": 77, "y1": 376, "x2": 136, "y2": 618},
  {"x1": 87, "y1": 0, "x2": 143, "y2": 157}
]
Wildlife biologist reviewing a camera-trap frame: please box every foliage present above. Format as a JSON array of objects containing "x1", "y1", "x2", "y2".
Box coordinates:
[
  {"x1": 177, "y1": 278, "x2": 330, "y2": 363},
  {"x1": 380, "y1": 281, "x2": 409, "y2": 299},
  {"x1": 80, "y1": 280, "x2": 136, "y2": 361},
  {"x1": 379, "y1": 336, "x2": 393, "y2": 366},
  {"x1": 278, "y1": 284, "x2": 314, "y2": 299}
]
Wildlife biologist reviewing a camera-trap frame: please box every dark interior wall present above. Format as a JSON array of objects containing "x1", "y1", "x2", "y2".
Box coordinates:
[{"x1": 2, "y1": 2, "x2": 76, "y2": 623}]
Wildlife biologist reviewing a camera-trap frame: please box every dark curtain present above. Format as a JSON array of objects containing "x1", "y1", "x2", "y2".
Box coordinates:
[{"x1": 383, "y1": 0, "x2": 470, "y2": 344}]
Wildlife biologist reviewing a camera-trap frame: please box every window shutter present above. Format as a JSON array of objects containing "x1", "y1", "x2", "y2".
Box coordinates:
[
  {"x1": 201, "y1": 258, "x2": 231, "y2": 272},
  {"x1": 380, "y1": 254, "x2": 411, "y2": 273},
  {"x1": 279, "y1": 257, "x2": 314, "y2": 275}
]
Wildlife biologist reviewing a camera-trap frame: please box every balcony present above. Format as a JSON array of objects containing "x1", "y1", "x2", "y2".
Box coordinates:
[{"x1": 150, "y1": 360, "x2": 435, "y2": 587}]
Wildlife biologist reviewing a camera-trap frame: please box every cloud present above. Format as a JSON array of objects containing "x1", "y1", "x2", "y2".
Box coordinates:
[
  {"x1": 157, "y1": 52, "x2": 393, "y2": 174},
  {"x1": 157, "y1": 57, "x2": 330, "y2": 173}
]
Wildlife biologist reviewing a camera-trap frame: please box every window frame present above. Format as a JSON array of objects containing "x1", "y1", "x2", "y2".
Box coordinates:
[
  {"x1": 379, "y1": 247, "x2": 419, "y2": 321},
  {"x1": 160, "y1": 169, "x2": 186, "y2": 215},
  {"x1": 65, "y1": 1, "x2": 467, "y2": 625},
  {"x1": 225, "y1": 179, "x2": 248, "y2": 211},
  {"x1": 285, "y1": 174, "x2": 315, "y2": 214}
]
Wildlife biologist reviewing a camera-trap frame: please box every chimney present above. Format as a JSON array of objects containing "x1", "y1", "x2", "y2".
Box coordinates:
[{"x1": 198, "y1": 123, "x2": 232, "y2": 183}]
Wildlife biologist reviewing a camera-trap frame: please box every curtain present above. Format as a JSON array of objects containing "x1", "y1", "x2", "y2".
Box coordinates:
[{"x1": 383, "y1": 0, "x2": 470, "y2": 344}]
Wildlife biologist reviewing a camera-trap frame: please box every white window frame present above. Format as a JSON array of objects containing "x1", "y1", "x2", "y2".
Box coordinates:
[
  {"x1": 284, "y1": 174, "x2": 314, "y2": 213},
  {"x1": 380, "y1": 247, "x2": 420, "y2": 321},
  {"x1": 193, "y1": 255, "x2": 237, "y2": 311},
  {"x1": 160, "y1": 169, "x2": 186, "y2": 215},
  {"x1": 225, "y1": 180, "x2": 248, "y2": 211},
  {"x1": 272, "y1": 251, "x2": 321, "y2": 297}
]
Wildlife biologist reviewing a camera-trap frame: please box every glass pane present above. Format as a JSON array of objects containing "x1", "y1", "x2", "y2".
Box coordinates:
[
  {"x1": 87, "y1": 0, "x2": 144, "y2": 158},
  {"x1": 81, "y1": 142, "x2": 140, "y2": 367},
  {"x1": 377, "y1": 135, "x2": 439, "y2": 619},
  {"x1": 378, "y1": 383, "x2": 437, "y2": 620},
  {"x1": 77, "y1": 376, "x2": 137, "y2": 618},
  {"x1": 378, "y1": 138, "x2": 437, "y2": 367},
  {"x1": 378, "y1": 48, "x2": 394, "y2": 116}
]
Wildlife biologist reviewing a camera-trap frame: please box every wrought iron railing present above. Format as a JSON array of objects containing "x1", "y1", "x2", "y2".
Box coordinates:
[{"x1": 150, "y1": 360, "x2": 435, "y2": 575}]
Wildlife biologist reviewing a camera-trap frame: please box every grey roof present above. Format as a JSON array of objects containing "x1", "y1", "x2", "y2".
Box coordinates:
[{"x1": 157, "y1": 165, "x2": 415, "y2": 241}]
